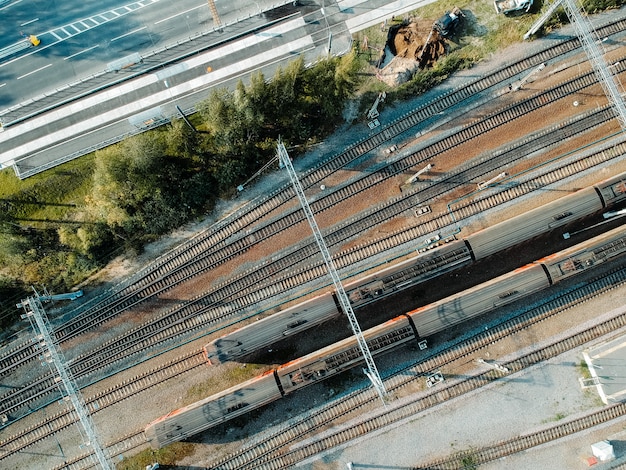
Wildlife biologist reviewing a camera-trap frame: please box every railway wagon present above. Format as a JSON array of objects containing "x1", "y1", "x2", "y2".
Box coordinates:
[
  {"x1": 344, "y1": 240, "x2": 472, "y2": 308},
  {"x1": 147, "y1": 226, "x2": 626, "y2": 448},
  {"x1": 205, "y1": 240, "x2": 472, "y2": 365},
  {"x1": 540, "y1": 224, "x2": 626, "y2": 283},
  {"x1": 465, "y1": 186, "x2": 603, "y2": 260},
  {"x1": 408, "y1": 263, "x2": 549, "y2": 338},
  {"x1": 204, "y1": 291, "x2": 339, "y2": 365},
  {"x1": 276, "y1": 316, "x2": 415, "y2": 394},
  {"x1": 145, "y1": 370, "x2": 281, "y2": 449}
]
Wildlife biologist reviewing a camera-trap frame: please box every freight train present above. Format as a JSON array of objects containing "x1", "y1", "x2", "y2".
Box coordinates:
[
  {"x1": 204, "y1": 171, "x2": 626, "y2": 365},
  {"x1": 145, "y1": 223, "x2": 626, "y2": 449}
]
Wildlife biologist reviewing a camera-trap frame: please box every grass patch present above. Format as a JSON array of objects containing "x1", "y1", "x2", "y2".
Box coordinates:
[
  {"x1": 578, "y1": 359, "x2": 592, "y2": 379},
  {"x1": 116, "y1": 442, "x2": 196, "y2": 470}
]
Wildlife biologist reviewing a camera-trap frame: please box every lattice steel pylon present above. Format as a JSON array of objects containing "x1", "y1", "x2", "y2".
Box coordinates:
[
  {"x1": 20, "y1": 290, "x2": 113, "y2": 470},
  {"x1": 560, "y1": 0, "x2": 626, "y2": 130},
  {"x1": 207, "y1": 0, "x2": 221, "y2": 27},
  {"x1": 277, "y1": 141, "x2": 387, "y2": 403}
]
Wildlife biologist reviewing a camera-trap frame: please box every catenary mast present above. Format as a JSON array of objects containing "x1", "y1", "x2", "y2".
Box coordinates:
[
  {"x1": 20, "y1": 290, "x2": 113, "y2": 470},
  {"x1": 277, "y1": 141, "x2": 387, "y2": 403},
  {"x1": 526, "y1": 0, "x2": 626, "y2": 129}
]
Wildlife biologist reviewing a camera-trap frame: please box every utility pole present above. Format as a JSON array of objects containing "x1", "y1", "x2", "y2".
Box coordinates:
[
  {"x1": 277, "y1": 141, "x2": 387, "y2": 404},
  {"x1": 527, "y1": 0, "x2": 626, "y2": 130},
  {"x1": 560, "y1": 0, "x2": 626, "y2": 131},
  {"x1": 19, "y1": 289, "x2": 113, "y2": 470},
  {"x1": 207, "y1": 0, "x2": 221, "y2": 28}
]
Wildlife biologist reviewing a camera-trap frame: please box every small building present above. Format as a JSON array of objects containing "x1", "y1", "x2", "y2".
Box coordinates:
[{"x1": 591, "y1": 440, "x2": 615, "y2": 462}]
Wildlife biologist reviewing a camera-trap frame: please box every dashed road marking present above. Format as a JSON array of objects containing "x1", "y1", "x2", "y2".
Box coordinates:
[{"x1": 17, "y1": 63, "x2": 52, "y2": 79}]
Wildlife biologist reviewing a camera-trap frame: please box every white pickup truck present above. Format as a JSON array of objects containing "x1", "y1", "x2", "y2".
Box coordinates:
[{"x1": 494, "y1": 0, "x2": 533, "y2": 14}]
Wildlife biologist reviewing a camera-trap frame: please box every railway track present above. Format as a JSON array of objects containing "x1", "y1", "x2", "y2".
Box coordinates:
[
  {"x1": 0, "y1": 350, "x2": 204, "y2": 459},
  {"x1": 8, "y1": 15, "x2": 624, "y2": 350},
  {"x1": 1, "y1": 18, "x2": 625, "y2": 461},
  {"x1": 6, "y1": 252, "x2": 625, "y2": 467},
  {"x1": 210, "y1": 265, "x2": 626, "y2": 469},
  {"x1": 1, "y1": 16, "x2": 624, "y2": 388},
  {"x1": 2, "y1": 88, "x2": 623, "y2": 422}
]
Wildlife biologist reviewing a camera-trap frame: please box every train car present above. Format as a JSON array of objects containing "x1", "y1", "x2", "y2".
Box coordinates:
[
  {"x1": 204, "y1": 291, "x2": 340, "y2": 365},
  {"x1": 344, "y1": 239, "x2": 472, "y2": 309},
  {"x1": 276, "y1": 316, "x2": 414, "y2": 395},
  {"x1": 539, "y1": 224, "x2": 626, "y2": 284},
  {"x1": 145, "y1": 370, "x2": 281, "y2": 449},
  {"x1": 594, "y1": 172, "x2": 626, "y2": 207},
  {"x1": 465, "y1": 186, "x2": 603, "y2": 260},
  {"x1": 409, "y1": 263, "x2": 550, "y2": 338}
]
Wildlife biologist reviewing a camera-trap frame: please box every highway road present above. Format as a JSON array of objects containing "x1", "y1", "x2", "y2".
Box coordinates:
[
  {"x1": 0, "y1": 0, "x2": 435, "y2": 178},
  {"x1": 0, "y1": 0, "x2": 288, "y2": 110}
]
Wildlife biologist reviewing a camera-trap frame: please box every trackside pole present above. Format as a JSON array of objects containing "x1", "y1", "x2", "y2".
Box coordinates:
[{"x1": 277, "y1": 140, "x2": 387, "y2": 404}]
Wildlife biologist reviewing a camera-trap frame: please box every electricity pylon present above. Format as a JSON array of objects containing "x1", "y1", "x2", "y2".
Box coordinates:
[
  {"x1": 207, "y1": 0, "x2": 221, "y2": 27},
  {"x1": 561, "y1": 0, "x2": 626, "y2": 131},
  {"x1": 526, "y1": 0, "x2": 626, "y2": 130},
  {"x1": 20, "y1": 289, "x2": 113, "y2": 470},
  {"x1": 277, "y1": 141, "x2": 387, "y2": 403}
]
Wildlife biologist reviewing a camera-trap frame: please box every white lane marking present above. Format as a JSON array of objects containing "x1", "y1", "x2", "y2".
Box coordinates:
[
  {"x1": 50, "y1": 31, "x2": 63, "y2": 40},
  {"x1": 16, "y1": 63, "x2": 52, "y2": 80},
  {"x1": 0, "y1": 83, "x2": 6, "y2": 88},
  {"x1": 154, "y1": 4, "x2": 204, "y2": 25},
  {"x1": 1, "y1": 28, "x2": 312, "y2": 160},
  {"x1": 110, "y1": 26, "x2": 147, "y2": 42},
  {"x1": 20, "y1": 18, "x2": 39, "y2": 26},
  {"x1": 0, "y1": 0, "x2": 22, "y2": 11},
  {"x1": 64, "y1": 45, "x2": 99, "y2": 60}
]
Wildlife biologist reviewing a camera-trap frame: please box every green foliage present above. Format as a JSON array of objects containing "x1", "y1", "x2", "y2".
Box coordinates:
[
  {"x1": 90, "y1": 126, "x2": 214, "y2": 249},
  {"x1": 197, "y1": 52, "x2": 361, "y2": 174},
  {"x1": 583, "y1": 0, "x2": 625, "y2": 13}
]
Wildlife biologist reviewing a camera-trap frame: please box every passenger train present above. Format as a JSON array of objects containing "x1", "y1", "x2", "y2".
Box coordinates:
[
  {"x1": 145, "y1": 222, "x2": 626, "y2": 449},
  {"x1": 204, "y1": 171, "x2": 626, "y2": 365}
]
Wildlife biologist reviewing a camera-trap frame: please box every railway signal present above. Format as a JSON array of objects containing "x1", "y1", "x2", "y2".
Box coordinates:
[{"x1": 277, "y1": 140, "x2": 387, "y2": 404}]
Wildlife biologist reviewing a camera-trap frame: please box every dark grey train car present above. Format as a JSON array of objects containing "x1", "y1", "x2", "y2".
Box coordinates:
[
  {"x1": 408, "y1": 264, "x2": 549, "y2": 338},
  {"x1": 204, "y1": 291, "x2": 339, "y2": 365},
  {"x1": 465, "y1": 187, "x2": 603, "y2": 260},
  {"x1": 276, "y1": 316, "x2": 414, "y2": 395},
  {"x1": 145, "y1": 371, "x2": 281, "y2": 449},
  {"x1": 540, "y1": 224, "x2": 626, "y2": 283}
]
